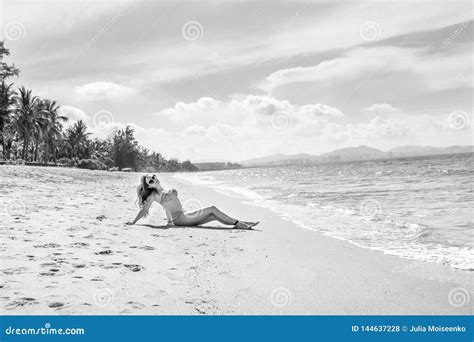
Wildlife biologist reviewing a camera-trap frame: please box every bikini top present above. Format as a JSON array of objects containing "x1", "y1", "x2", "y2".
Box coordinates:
[{"x1": 155, "y1": 190, "x2": 183, "y2": 217}]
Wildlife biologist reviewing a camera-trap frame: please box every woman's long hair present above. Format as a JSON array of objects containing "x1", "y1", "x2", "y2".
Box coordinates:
[{"x1": 136, "y1": 175, "x2": 158, "y2": 216}]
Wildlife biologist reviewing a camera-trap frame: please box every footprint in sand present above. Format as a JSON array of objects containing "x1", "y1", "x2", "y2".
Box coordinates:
[
  {"x1": 129, "y1": 245, "x2": 154, "y2": 251},
  {"x1": 2, "y1": 267, "x2": 28, "y2": 275},
  {"x1": 194, "y1": 307, "x2": 206, "y2": 314},
  {"x1": 66, "y1": 227, "x2": 84, "y2": 233},
  {"x1": 126, "y1": 301, "x2": 145, "y2": 309},
  {"x1": 138, "y1": 246, "x2": 155, "y2": 251},
  {"x1": 99, "y1": 263, "x2": 120, "y2": 269},
  {"x1": 48, "y1": 302, "x2": 65, "y2": 309},
  {"x1": 7, "y1": 297, "x2": 38, "y2": 309},
  {"x1": 95, "y1": 249, "x2": 113, "y2": 255},
  {"x1": 70, "y1": 242, "x2": 89, "y2": 248},
  {"x1": 40, "y1": 268, "x2": 60, "y2": 276},
  {"x1": 123, "y1": 264, "x2": 144, "y2": 272},
  {"x1": 33, "y1": 243, "x2": 61, "y2": 248}
]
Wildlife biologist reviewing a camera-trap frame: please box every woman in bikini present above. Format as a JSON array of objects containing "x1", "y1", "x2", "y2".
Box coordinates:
[{"x1": 127, "y1": 174, "x2": 259, "y2": 229}]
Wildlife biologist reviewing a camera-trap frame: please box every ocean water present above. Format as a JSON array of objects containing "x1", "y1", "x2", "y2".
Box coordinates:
[{"x1": 176, "y1": 153, "x2": 474, "y2": 271}]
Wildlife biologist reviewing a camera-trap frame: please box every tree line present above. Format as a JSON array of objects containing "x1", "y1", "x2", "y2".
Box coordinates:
[{"x1": 0, "y1": 41, "x2": 198, "y2": 172}]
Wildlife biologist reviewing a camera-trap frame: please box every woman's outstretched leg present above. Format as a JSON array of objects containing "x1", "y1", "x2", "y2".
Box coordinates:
[
  {"x1": 174, "y1": 206, "x2": 255, "y2": 228},
  {"x1": 206, "y1": 206, "x2": 237, "y2": 225},
  {"x1": 174, "y1": 206, "x2": 235, "y2": 226}
]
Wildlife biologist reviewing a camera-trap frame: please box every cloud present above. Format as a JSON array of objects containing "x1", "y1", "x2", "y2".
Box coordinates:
[
  {"x1": 162, "y1": 97, "x2": 219, "y2": 122},
  {"x1": 229, "y1": 95, "x2": 344, "y2": 119},
  {"x1": 156, "y1": 95, "x2": 344, "y2": 132},
  {"x1": 260, "y1": 47, "x2": 408, "y2": 91},
  {"x1": 74, "y1": 81, "x2": 134, "y2": 99},
  {"x1": 321, "y1": 112, "x2": 474, "y2": 148},
  {"x1": 261, "y1": 46, "x2": 472, "y2": 92},
  {"x1": 181, "y1": 125, "x2": 207, "y2": 136},
  {"x1": 331, "y1": 116, "x2": 413, "y2": 141},
  {"x1": 364, "y1": 103, "x2": 399, "y2": 114},
  {"x1": 59, "y1": 105, "x2": 90, "y2": 126},
  {"x1": 145, "y1": 95, "x2": 347, "y2": 159},
  {"x1": 299, "y1": 104, "x2": 344, "y2": 118}
]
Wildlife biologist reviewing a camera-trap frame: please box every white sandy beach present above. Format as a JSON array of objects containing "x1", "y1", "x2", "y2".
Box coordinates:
[{"x1": 0, "y1": 165, "x2": 472, "y2": 315}]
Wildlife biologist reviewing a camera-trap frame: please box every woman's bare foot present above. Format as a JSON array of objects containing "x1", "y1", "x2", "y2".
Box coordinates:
[
  {"x1": 234, "y1": 221, "x2": 249, "y2": 229},
  {"x1": 244, "y1": 221, "x2": 259, "y2": 228},
  {"x1": 234, "y1": 221, "x2": 259, "y2": 229}
]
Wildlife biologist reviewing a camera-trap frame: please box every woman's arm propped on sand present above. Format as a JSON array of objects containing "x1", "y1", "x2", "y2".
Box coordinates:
[{"x1": 127, "y1": 197, "x2": 153, "y2": 225}]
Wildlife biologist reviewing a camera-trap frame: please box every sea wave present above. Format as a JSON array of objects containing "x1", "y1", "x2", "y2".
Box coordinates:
[{"x1": 174, "y1": 160, "x2": 473, "y2": 271}]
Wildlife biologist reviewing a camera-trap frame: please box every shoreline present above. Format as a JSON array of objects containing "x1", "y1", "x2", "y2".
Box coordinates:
[
  {"x1": 0, "y1": 165, "x2": 472, "y2": 314},
  {"x1": 170, "y1": 173, "x2": 473, "y2": 314},
  {"x1": 174, "y1": 171, "x2": 473, "y2": 272}
]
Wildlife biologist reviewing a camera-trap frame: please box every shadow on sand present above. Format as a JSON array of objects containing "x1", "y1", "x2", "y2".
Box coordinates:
[{"x1": 138, "y1": 224, "x2": 261, "y2": 231}]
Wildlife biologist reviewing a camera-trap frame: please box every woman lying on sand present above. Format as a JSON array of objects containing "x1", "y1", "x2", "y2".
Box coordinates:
[{"x1": 127, "y1": 174, "x2": 259, "y2": 229}]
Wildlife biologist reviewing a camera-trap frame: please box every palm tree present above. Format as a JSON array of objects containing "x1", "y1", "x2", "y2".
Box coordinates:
[
  {"x1": 0, "y1": 81, "x2": 15, "y2": 159},
  {"x1": 65, "y1": 119, "x2": 91, "y2": 159},
  {"x1": 151, "y1": 151, "x2": 166, "y2": 171},
  {"x1": 13, "y1": 87, "x2": 40, "y2": 161},
  {"x1": 38, "y1": 99, "x2": 68, "y2": 163}
]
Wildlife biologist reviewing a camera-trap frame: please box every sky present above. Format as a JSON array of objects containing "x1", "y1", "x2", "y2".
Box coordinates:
[{"x1": 1, "y1": 0, "x2": 473, "y2": 162}]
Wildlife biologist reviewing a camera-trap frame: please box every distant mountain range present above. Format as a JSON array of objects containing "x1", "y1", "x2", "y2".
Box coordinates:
[
  {"x1": 194, "y1": 161, "x2": 242, "y2": 171},
  {"x1": 239, "y1": 145, "x2": 473, "y2": 167}
]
